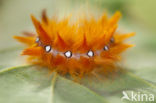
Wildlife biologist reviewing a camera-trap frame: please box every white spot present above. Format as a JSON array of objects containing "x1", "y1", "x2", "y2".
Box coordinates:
[
  {"x1": 110, "y1": 37, "x2": 114, "y2": 43},
  {"x1": 87, "y1": 50, "x2": 94, "y2": 57},
  {"x1": 64, "y1": 51, "x2": 72, "y2": 58},
  {"x1": 36, "y1": 37, "x2": 40, "y2": 42},
  {"x1": 45, "y1": 45, "x2": 51, "y2": 52},
  {"x1": 104, "y1": 46, "x2": 109, "y2": 51}
]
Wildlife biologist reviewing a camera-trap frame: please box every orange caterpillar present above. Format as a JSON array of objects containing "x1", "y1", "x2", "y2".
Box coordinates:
[{"x1": 14, "y1": 10, "x2": 134, "y2": 78}]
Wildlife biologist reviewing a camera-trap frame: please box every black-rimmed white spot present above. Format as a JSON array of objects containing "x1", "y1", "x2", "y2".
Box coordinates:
[
  {"x1": 36, "y1": 37, "x2": 40, "y2": 43},
  {"x1": 87, "y1": 50, "x2": 94, "y2": 57},
  {"x1": 45, "y1": 45, "x2": 51, "y2": 52},
  {"x1": 104, "y1": 46, "x2": 109, "y2": 51},
  {"x1": 64, "y1": 51, "x2": 72, "y2": 58},
  {"x1": 110, "y1": 37, "x2": 114, "y2": 43}
]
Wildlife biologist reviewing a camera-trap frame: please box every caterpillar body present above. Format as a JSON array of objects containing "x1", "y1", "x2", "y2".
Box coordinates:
[{"x1": 14, "y1": 10, "x2": 134, "y2": 78}]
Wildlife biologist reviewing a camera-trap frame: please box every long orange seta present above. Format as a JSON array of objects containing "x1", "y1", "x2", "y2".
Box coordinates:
[{"x1": 14, "y1": 10, "x2": 134, "y2": 78}]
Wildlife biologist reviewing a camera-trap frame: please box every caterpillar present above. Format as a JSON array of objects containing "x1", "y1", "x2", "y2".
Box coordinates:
[{"x1": 14, "y1": 10, "x2": 134, "y2": 78}]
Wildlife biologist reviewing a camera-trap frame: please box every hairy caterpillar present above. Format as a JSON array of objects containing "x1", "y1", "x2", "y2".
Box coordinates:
[{"x1": 14, "y1": 10, "x2": 134, "y2": 78}]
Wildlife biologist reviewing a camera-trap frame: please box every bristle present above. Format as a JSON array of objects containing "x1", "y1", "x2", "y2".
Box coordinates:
[
  {"x1": 22, "y1": 47, "x2": 42, "y2": 56},
  {"x1": 53, "y1": 33, "x2": 68, "y2": 50},
  {"x1": 80, "y1": 34, "x2": 89, "y2": 51},
  {"x1": 109, "y1": 11, "x2": 121, "y2": 25},
  {"x1": 41, "y1": 9, "x2": 48, "y2": 24},
  {"x1": 115, "y1": 32, "x2": 135, "y2": 43},
  {"x1": 22, "y1": 31, "x2": 35, "y2": 37},
  {"x1": 31, "y1": 15, "x2": 51, "y2": 44},
  {"x1": 14, "y1": 36, "x2": 35, "y2": 45}
]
